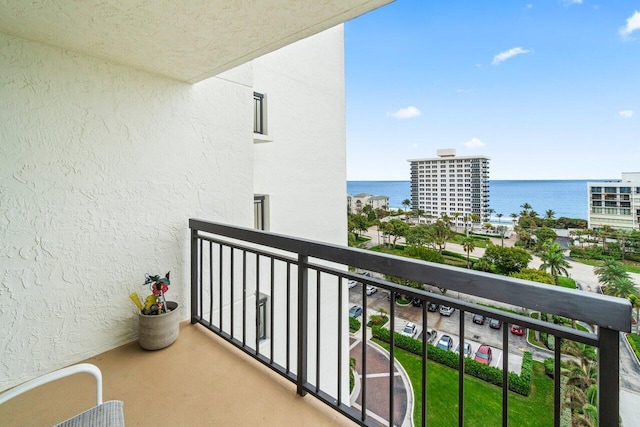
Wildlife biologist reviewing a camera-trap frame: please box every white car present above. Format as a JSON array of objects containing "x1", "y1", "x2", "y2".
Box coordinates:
[
  {"x1": 455, "y1": 341, "x2": 472, "y2": 358},
  {"x1": 439, "y1": 305, "x2": 454, "y2": 316},
  {"x1": 366, "y1": 284, "x2": 378, "y2": 295},
  {"x1": 400, "y1": 322, "x2": 417, "y2": 337},
  {"x1": 347, "y1": 280, "x2": 358, "y2": 289}
]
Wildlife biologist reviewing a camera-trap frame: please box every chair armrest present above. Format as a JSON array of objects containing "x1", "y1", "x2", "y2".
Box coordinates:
[{"x1": 0, "y1": 363, "x2": 103, "y2": 406}]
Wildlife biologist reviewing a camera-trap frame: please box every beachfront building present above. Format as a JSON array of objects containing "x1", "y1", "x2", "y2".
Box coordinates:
[
  {"x1": 588, "y1": 172, "x2": 640, "y2": 231},
  {"x1": 347, "y1": 193, "x2": 389, "y2": 213},
  {"x1": 408, "y1": 149, "x2": 490, "y2": 229}
]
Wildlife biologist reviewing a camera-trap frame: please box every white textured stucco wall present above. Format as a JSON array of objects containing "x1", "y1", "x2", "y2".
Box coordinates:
[
  {"x1": 0, "y1": 32, "x2": 257, "y2": 389},
  {"x1": 252, "y1": 25, "x2": 348, "y2": 400},
  {"x1": 0, "y1": 25, "x2": 348, "y2": 395}
]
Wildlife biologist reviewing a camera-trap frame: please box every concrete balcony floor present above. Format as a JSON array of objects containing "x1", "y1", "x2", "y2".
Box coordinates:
[{"x1": 1, "y1": 322, "x2": 357, "y2": 427}]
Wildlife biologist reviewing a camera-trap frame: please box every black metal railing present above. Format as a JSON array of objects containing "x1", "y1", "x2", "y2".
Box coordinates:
[
  {"x1": 253, "y1": 92, "x2": 265, "y2": 134},
  {"x1": 190, "y1": 218, "x2": 630, "y2": 427}
]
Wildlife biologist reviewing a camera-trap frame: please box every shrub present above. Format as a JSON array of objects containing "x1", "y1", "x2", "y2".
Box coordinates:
[
  {"x1": 367, "y1": 315, "x2": 389, "y2": 327},
  {"x1": 544, "y1": 358, "x2": 554, "y2": 377},
  {"x1": 349, "y1": 357, "x2": 356, "y2": 392},
  {"x1": 543, "y1": 357, "x2": 567, "y2": 379},
  {"x1": 371, "y1": 326, "x2": 532, "y2": 396},
  {"x1": 627, "y1": 333, "x2": 640, "y2": 360},
  {"x1": 349, "y1": 317, "x2": 361, "y2": 333},
  {"x1": 404, "y1": 245, "x2": 445, "y2": 263}
]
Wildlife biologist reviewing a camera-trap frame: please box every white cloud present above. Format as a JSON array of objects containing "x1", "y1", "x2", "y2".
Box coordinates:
[
  {"x1": 462, "y1": 137, "x2": 485, "y2": 148},
  {"x1": 492, "y1": 47, "x2": 531, "y2": 65},
  {"x1": 562, "y1": 0, "x2": 583, "y2": 5},
  {"x1": 387, "y1": 106, "x2": 421, "y2": 120},
  {"x1": 526, "y1": 4, "x2": 533, "y2": 9},
  {"x1": 408, "y1": 143, "x2": 419, "y2": 150},
  {"x1": 620, "y1": 11, "x2": 640, "y2": 38},
  {"x1": 619, "y1": 110, "x2": 634, "y2": 119}
]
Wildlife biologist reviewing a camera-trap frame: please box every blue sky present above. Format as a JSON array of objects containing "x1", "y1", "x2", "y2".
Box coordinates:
[{"x1": 345, "y1": 0, "x2": 640, "y2": 181}]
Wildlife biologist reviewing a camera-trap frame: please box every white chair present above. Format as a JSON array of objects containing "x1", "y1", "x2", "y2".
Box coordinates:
[{"x1": 0, "y1": 363, "x2": 124, "y2": 426}]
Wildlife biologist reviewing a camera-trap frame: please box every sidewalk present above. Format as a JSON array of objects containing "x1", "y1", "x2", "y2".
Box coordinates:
[{"x1": 349, "y1": 328, "x2": 412, "y2": 427}]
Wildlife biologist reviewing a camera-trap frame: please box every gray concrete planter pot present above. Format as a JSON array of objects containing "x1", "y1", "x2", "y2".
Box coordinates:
[{"x1": 138, "y1": 301, "x2": 179, "y2": 350}]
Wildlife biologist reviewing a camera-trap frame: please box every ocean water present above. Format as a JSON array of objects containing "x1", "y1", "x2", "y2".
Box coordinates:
[{"x1": 347, "y1": 180, "x2": 610, "y2": 220}]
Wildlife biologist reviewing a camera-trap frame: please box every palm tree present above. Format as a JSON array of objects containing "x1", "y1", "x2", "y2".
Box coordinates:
[
  {"x1": 453, "y1": 211, "x2": 462, "y2": 232},
  {"x1": 599, "y1": 225, "x2": 614, "y2": 251},
  {"x1": 602, "y1": 277, "x2": 638, "y2": 299},
  {"x1": 461, "y1": 236, "x2": 475, "y2": 268},
  {"x1": 520, "y1": 202, "x2": 531, "y2": 215},
  {"x1": 510, "y1": 212, "x2": 518, "y2": 225},
  {"x1": 401, "y1": 198, "x2": 411, "y2": 215},
  {"x1": 539, "y1": 241, "x2": 571, "y2": 285},
  {"x1": 496, "y1": 212, "x2": 503, "y2": 223},
  {"x1": 496, "y1": 225, "x2": 508, "y2": 247},
  {"x1": 562, "y1": 340, "x2": 598, "y2": 426},
  {"x1": 463, "y1": 214, "x2": 471, "y2": 236},
  {"x1": 594, "y1": 258, "x2": 630, "y2": 288},
  {"x1": 545, "y1": 209, "x2": 556, "y2": 220}
]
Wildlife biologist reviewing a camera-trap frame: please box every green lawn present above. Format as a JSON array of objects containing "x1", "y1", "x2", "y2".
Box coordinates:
[
  {"x1": 572, "y1": 257, "x2": 640, "y2": 274},
  {"x1": 450, "y1": 234, "x2": 493, "y2": 248},
  {"x1": 377, "y1": 342, "x2": 554, "y2": 426}
]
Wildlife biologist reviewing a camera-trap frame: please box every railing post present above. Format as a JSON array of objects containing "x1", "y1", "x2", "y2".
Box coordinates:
[
  {"x1": 598, "y1": 327, "x2": 619, "y2": 427},
  {"x1": 297, "y1": 255, "x2": 308, "y2": 396},
  {"x1": 190, "y1": 227, "x2": 198, "y2": 324}
]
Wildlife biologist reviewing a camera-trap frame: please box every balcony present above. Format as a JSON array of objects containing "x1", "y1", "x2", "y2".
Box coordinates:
[
  {"x1": 1, "y1": 219, "x2": 630, "y2": 426},
  {"x1": 0, "y1": 322, "x2": 348, "y2": 426}
]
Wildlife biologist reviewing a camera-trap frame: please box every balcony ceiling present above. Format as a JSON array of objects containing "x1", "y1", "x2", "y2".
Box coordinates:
[{"x1": 0, "y1": 0, "x2": 392, "y2": 83}]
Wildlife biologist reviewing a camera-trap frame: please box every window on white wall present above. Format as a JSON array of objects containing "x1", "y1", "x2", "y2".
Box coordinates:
[
  {"x1": 253, "y1": 92, "x2": 271, "y2": 143},
  {"x1": 254, "y1": 195, "x2": 269, "y2": 231}
]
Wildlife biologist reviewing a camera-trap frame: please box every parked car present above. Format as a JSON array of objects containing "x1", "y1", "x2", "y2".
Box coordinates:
[
  {"x1": 439, "y1": 305, "x2": 454, "y2": 316},
  {"x1": 400, "y1": 321, "x2": 417, "y2": 337},
  {"x1": 366, "y1": 285, "x2": 378, "y2": 296},
  {"x1": 455, "y1": 341, "x2": 472, "y2": 358},
  {"x1": 347, "y1": 280, "x2": 358, "y2": 289},
  {"x1": 472, "y1": 313, "x2": 485, "y2": 325},
  {"x1": 510, "y1": 324, "x2": 524, "y2": 336},
  {"x1": 474, "y1": 344, "x2": 492, "y2": 365},
  {"x1": 489, "y1": 318, "x2": 502, "y2": 329},
  {"x1": 436, "y1": 334, "x2": 453, "y2": 351},
  {"x1": 411, "y1": 298, "x2": 423, "y2": 307},
  {"x1": 417, "y1": 328, "x2": 437, "y2": 343},
  {"x1": 427, "y1": 302, "x2": 439, "y2": 312},
  {"x1": 349, "y1": 305, "x2": 363, "y2": 318}
]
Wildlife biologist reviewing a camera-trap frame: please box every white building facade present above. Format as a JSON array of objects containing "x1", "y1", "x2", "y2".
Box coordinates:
[
  {"x1": 588, "y1": 172, "x2": 640, "y2": 231},
  {"x1": 0, "y1": 0, "x2": 391, "y2": 394},
  {"x1": 347, "y1": 193, "x2": 389, "y2": 213},
  {"x1": 408, "y1": 149, "x2": 491, "y2": 228}
]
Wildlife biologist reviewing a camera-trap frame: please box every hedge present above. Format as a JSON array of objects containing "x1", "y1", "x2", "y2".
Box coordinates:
[
  {"x1": 627, "y1": 333, "x2": 640, "y2": 361},
  {"x1": 371, "y1": 326, "x2": 532, "y2": 396},
  {"x1": 349, "y1": 317, "x2": 361, "y2": 333},
  {"x1": 543, "y1": 357, "x2": 567, "y2": 379}
]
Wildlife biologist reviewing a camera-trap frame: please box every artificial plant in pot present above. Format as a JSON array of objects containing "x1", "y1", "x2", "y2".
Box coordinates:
[{"x1": 129, "y1": 272, "x2": 180, "y2": 350}]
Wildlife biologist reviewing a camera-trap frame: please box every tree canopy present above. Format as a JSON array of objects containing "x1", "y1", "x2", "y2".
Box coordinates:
[{"x1": 482, "y1": 245, "x2": 532, "y2": 275}]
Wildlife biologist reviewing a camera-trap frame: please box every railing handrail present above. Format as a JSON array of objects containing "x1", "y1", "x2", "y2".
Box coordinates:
[{"x1": 189, "y1": 218, "x2": 631, "y2": 332}]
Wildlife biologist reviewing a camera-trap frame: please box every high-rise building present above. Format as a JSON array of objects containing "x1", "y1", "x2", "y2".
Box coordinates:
[
  {"x1": 408, "y1": 149, "x2": 490, "y2": 229},
  {"x1": 588, "y1": 172, "x2": 640, "y2": 231}
]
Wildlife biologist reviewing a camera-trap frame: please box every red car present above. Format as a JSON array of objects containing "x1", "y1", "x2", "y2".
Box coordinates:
[
  {"x1": 510, "y1": 324, "x2": 524, "y2": 336},
  {"x1": 474, "y1": 344, "x2": 492, "y2": 365}
]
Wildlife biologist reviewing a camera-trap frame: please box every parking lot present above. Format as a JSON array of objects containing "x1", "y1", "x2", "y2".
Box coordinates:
[{"x1": 348, "y1": 282, "x2": 526, "y2": 374}]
